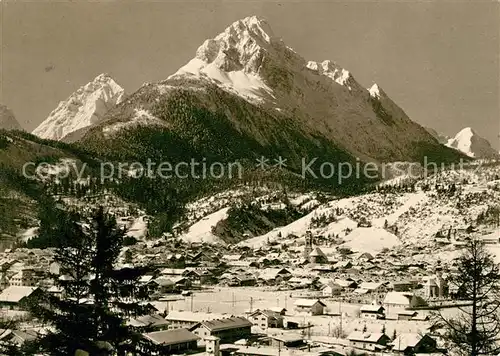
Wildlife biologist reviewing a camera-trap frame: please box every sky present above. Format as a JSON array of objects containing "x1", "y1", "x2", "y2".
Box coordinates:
[{"x1": 1, "y1": 0, "x2": 499, "y2": 148}]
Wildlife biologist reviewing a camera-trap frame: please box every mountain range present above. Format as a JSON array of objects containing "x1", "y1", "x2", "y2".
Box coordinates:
[
  {"x1": 1, "y1": 15, "x2": 494, "y2": 246},
  {"x1": 33, "y1": 16, "x2": 461, "y2": 168},
  {"x1": 426, "y1": 127, "x2": 499, "y2": 159},
  {"x1": 32, "y1": 74, "x2": 125, "y2": 142}
]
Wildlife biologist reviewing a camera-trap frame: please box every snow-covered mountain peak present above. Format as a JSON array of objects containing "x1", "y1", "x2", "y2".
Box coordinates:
[
  {"x1": 32, "y1": 74, "x2": 125, "y2": 141},
  {"x1": 187, "y1": 15, "x2": 277, "y2": 74},
  {"x1": 369, "y1": 83, "x2": 381, "y2": 98},
  {"x1": 170, "y1": 16, "x2": 281, "y2": 102},
  {"x1": 446, "y1": 127, "x2": 499, "y2": 159},
  {"x1": 306, "y1": 59, "x2": 356, "y2": 89}
]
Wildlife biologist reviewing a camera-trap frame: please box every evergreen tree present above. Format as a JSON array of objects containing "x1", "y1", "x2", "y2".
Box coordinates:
[
  {"x1": 29, "y1": 207, "x2": 152, "y2": 355},
  {"x1": 436, "y1": 238, "x2": 500, "y2": 355}
]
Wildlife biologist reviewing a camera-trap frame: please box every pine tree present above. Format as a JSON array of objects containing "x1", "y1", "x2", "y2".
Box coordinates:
[
  {"x1": 436, "y1": 238, "x2": 500, "y2": 355},
  {"x1": 29, "y1": 207, "x2": 153, "y2": 355}
]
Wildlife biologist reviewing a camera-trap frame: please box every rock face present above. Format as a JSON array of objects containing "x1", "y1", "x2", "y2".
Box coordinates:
[
  {"x1": 0, "y1": 105, "x2": 21, "y2": 131},
  {"x1": 81, "y1": 16, "x2": 462, "y2": 169},
  {"x1": 446, "y1": 127, "x2": 499, "y2": 159},
  {"x1": 32, "y1": 74, "x2": 125, "y2": 141},
  {"x1": 425, "y1": 127, "x2": 449, "y2": 145}
]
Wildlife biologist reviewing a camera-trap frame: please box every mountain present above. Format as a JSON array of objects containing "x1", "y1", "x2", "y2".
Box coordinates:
[
  {"x1": 424, "y1": 127, "x2": 449, "y2": 145},
  {"x1": 80, "y1": 16, "x2": 461, "y2": 175},
  {"x1": 446, "y1": 127, "x2": 499, "y2": 159},
  {"x1": 0, "y1": 105, "x2": 21, "y2": 130},
  {"x1": 32, "y1": 74, "x2": 125, "y2": 142}
]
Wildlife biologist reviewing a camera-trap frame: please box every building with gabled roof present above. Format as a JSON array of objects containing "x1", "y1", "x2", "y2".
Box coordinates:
[
  {"x1": 294, "y1": 299, "x2": 326, "y2": 316},
  {"x1": 360, "y1": 304, "x2": 385, "y2": 319},
  {"x1": 383, "y1": 292, "x2": 427, "y2": 310},
  {"x1": 347, "y1": 331, "x2": 390, "y2": 351},
  {"x1": 391, "y1": 333, "x2": 437, "y2": 354},
  {"x1": 189, "y1": 317, "x2": 252, "y2": 343},
  {"x1": 0, "y1": 286, "x2": 42, "y2": 310},
  {"x1": 165, "y1": 310, "x2": 227, "y2": 330},
  {"x1": 142, "y1": 328, "x2": 199, "y2": 354},
  {"x1": 247, "y1": 309, "x2": 284, "y2": 329}
]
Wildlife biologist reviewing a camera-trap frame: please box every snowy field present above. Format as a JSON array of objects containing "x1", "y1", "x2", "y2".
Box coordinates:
[{"x1": 164, "y1": 287, "x2": 449, "y2": 337}]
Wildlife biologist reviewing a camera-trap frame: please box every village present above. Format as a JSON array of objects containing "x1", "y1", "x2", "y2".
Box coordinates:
[
  {"x1": 0, "y1": 227, "x2": 481, "y2": 355},
  {"x1": 0, "y1": 162, "x2": 499, "y2": 355}
]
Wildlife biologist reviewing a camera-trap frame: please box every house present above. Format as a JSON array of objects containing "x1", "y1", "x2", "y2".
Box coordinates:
[
  {"x1": 128, "y1": 314, "x2": 169, "y2": 332},
  {"x1": 335, "y1": 279, "x2": 357, "y2": 289},
  {"x1": 165, "y1": 311, "x2": 227, "y2": 330},
  {"x1": 160, "y1": 268, "x2": 187, "y2": 277},
  {"x1": 269, "y1": 334, "x2": 306, "y2": 348},
  {"x1": 247, "y1": 309, "x2": 284, "y2": 329},
  {"x1": 0, "y1": 329, "x2": 38, "y2": 348},
  {"x1": 268, "y1": 307, "x2": 287, "y2": 315},
  {"x1": 227, "y1": 274, "x2": 256, "y2": 287},
  {"x1": 142, "y1": 328, "x2": 199, "y2": 355},
  {"x1": 294, "y1": 299, "x2": 326, "y2": 316},
  {"x1": 388, "y1": 281, "x2": 415, "y2": 292},
  {"x1": 321, "y1": 281, "x2": 342, "y2": 297},
  {"x1": 9, "y1": 269, "x2": 36, "y2": 287},
  {"x1": 257, "y1": 268, "x2": 292, "y2": 285},
  {"x1": 359, "y1": 304, "x2": 385, "y2": 320},
  {"x1": 184, "y1": 269, "x2": 216, "y2": 286},
  {"x1": 0, "y1": 286, "x2": 42, "y2": 310},
  {"x1": 396, "y1": 310, "x2": 418, "y2": 321},
  {"x1": 347, "y1": 331, "x2": 390, "y2": 351},
  {"x1": 189, "y1": 317, "x2": 252, "y2": 343},
  {"x1": 383, "y1": 292, "x2": 427, "y2": 310},
  {"x1": 391, "y1": 333, "x2": 437, "y2": 354}
]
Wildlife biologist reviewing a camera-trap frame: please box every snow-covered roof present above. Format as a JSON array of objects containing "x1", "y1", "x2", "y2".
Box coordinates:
[
  {"x1": 347, "y1": 331, "x2": 387, "y2": 343},
  {"x1": 294, "y1": 299, "x2": 326, "y2": 307},
  {"x1": 383, "y1": 291, "x2": 413, "y2": 306},
  {"x1": 0, "y1": 286, "x2": 38, "y2": 303},
  {"x1": 391, "y1": 333, "x2": 430, "y2": 351},
  {"x1": 360, "y1": 304, "x2": 385, "y2": 313}
]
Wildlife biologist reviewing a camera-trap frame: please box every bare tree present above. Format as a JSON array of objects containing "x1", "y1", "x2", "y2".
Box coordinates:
[{"x1": 437, "y1": 238, "x2": 500, "y2": 355}]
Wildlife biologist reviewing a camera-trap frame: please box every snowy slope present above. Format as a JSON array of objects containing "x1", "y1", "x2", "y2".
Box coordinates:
[
  {"x1": 180, "y1": 207, "x2": 230, "y2": 245},
  {"x1": 446, "y1": 127, "x2": 499, "y2": 159},
  {"x1": 0, "y1": 104, "x2": 21, "y2": 130},
  {"x1": 32, "y1": 74, "x2": 125, "y2": 141},
  {"x1": 341, "y1": 227, "x2": 400, "y2": 255}
]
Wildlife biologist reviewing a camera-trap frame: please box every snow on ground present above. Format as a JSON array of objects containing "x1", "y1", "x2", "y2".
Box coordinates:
[
  {"x1": 169, "y1": 287, "x2": 432, "y2": 338},
  {"x1": 32, "y1": 74, "x2": 124, "y2": 141},
  {"x1": 341, "y1": 227, "x2": 400, "y2": 255},
  {"x1": 19, "y1": 227, "x2": 38, "y2": 242},
  {"x1": 319, "y1": 216, "x2": 358, "y2": 237},
  {"x1": 372, "y1": 192, "x2": 427, "y2": 228},
  {"x1": 180, "y1": 207, "x2": 230, "y2": 245},
  {"x1": 171, "y1": 59, "x2": 274, "y2": 103},
  {"x1": 126, "y1": 215, "x2": 148, "y2": 240},
  {"x1": 239, "y1": 204, "x2": 332, "y2": 248},
  {"x1": 103, "y1": 108, "x2": 168, "y2": 136}
]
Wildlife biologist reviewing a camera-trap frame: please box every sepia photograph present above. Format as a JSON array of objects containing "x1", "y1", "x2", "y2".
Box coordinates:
[{"x1": 0, "y1": 0, "x2": 499, "y2": 355}]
